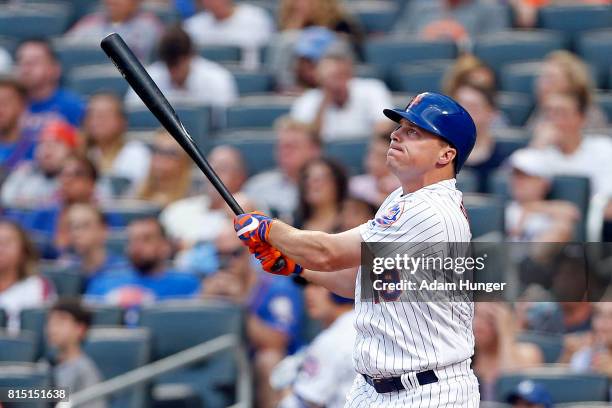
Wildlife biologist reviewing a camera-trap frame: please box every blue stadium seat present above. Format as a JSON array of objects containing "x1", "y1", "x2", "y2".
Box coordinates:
[
  {"x1": 500, "y1": 62, "x2": 542, "y2": 95},
  {"x1": 66, "y1": 65, "x2": 129, "y2": 98},
  {"x1": 463, "y1": 194, "x2": 505, "y2": 238},
  {"x1": 324, "y1": 138, "x2": 369, "y2": 176},
  {"x1": 576, "y1": 29, "x2": 612, "y2": 89},
  {"x1": 198, "y1": 45, "x2": 242, "y2": 64},
  {"x1": 473, "y1": 31, "x2": 564, "y2": 75},
  {"x1": 84, "y1": 327, "x2": 151, "y2": 408},
  {"x1": 0, "y1": 35, "x2": 17, "y2": 55},
  {"x1": 497, "y1": 92, "x2": 534, "y2": 127},
  {"x1": 0, "y1": 363, "x2": 50, "y2": 408},
  {"x1": 517, "y1": 332, "x2": 563, "y2": 364},
  {"x1": 537, "y1": 5, "x2": 612, "y2": 46},
  {"x1": 456, "y1": 169, "x2": 479, "y2": 193},
  {"x1": 349, "y1": 1, "x2": 399, "y2": 34},
  {"x1": 492, "y1": 128, "x2": 530, "y2": 167},
  {"x1": 54, "y1": 41, "x2": 110, "y2": 76},
  {"x1": 495, "y1": 371, "x2": 610, "y2": 403},
  {"x1": 231, "y1": 70, "x2": 275, "y2": 95},
  {"x1": 102, "y1": 201, "x2": 162, "y2": 227},
  {"x1": 212, "y1": 136, "x2": 276, "y2": 176},
  {"x1": 225, "y1": 96, "x2": 292, "y2": 129},
  {"x1": 549, "y1": 175, "x2": 590, "y2": 241},
  {"x1": 364, "y1": 37, "x2": 457, "y2": 79},
  {"x1": 354, "y1": 64, "x2": 385, "y2": 81},
  {"x1": 139, "y1": 301, "x2": 244, "y2": 408},
  {"x1": 126, "y1": 105, "x2": 212, "y2": 149},
  {"x1": 388, "y1": 60, "x2": 452, "y2": 93},
  {"x1": 40, "y1": 263, "x2": 83, "y2": 296},
  {"x1": 596, "y1": 92, "x2": 612, "y2": 121},
  {"x1": 0, "y1": 3, "x2": 70, "y2": 40},
  {"x1": 0, "y1": 331, "x2": 37, "y2": 362}
]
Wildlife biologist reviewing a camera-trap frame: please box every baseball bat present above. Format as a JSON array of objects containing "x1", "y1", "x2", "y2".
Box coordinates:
[{"x1": 100, "y1": 33, "x2": 286, "y2": 271}]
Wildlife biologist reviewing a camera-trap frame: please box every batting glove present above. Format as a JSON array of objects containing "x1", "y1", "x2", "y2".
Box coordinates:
[
  {"x1": 250, "y1": 243, "x2": 303, "y2": 277},
  {"x1": 234, "y1": 211, "x2": 274, "y2": 246}
]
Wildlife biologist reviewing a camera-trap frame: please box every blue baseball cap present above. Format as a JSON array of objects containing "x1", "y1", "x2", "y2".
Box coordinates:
[
  {"x1": 507, "y1": 380, "x2": 553, "y2": 408},
  {"x1": 294, "y1": 27, "x2": 337, "y2": 61}
]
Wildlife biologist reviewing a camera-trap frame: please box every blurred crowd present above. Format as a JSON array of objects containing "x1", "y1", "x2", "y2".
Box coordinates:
[{"x1": 0, "y1": 0, "x2": 611, "y2": 407}]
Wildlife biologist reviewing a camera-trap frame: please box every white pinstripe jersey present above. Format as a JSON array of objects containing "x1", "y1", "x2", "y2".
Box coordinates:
[{"x1": 354, "y1": 178, "x2": 474, "y2": 377}]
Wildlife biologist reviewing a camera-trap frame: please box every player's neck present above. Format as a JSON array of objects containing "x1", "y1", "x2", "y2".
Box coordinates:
[{"x1": 400, "y1": 170, "x2": 454, "y2": 194}]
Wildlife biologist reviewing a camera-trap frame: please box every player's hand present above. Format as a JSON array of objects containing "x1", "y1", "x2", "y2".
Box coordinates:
[
  {"x1": 251, "y1": 243, "x2": 303, "y2": 276},
  {"x1": 234, "y1": 211, "x2": 274, "y2": 246}
]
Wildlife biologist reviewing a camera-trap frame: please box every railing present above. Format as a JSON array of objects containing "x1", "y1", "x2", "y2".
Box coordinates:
[{"x1": 67, "y1": 333, "x2": 251, "y2": 408}]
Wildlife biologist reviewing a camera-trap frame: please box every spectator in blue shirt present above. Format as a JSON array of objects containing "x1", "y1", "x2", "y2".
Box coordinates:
[
  {"x1": 202, "y1": 222, "x2": 303, "y2": 408},
  {"x1": 86, "y1": 217, "x2": 200, "y2": 309},
  {"x1": 16, "y1": 39, "x2": 85, "y2": 126}
]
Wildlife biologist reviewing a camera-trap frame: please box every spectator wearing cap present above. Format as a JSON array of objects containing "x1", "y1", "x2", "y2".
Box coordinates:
[
  {"x1": 2, "y1": 119, "x2": 78, "y2": 208},
  {"x1": 184, "y1": 0, "x2": 274, "y2": 70},
  {"x1": 15, "y1": 40, "x2": 85, "y2": 127},
  {"x1": 506, "y1": 380, "x2": 553, "y2": 408},
  {"x1": 505, "y1": 149, "x2": 579, "y2": 242},
  {"x1": 45, "y1": 299, "x2": 107, "y2": 408},
  {"x1": 290, "y1": 41, "x2": 393, "y2": 140},
  {"x1": 66, "y1": 0, "x2": 163, "y2": 62},
  {"x1": 125, "y1": 25, "x2": 237, "y2": 117}
]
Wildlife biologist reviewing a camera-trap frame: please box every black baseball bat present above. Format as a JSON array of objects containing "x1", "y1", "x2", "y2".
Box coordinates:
[{"x1": 100, "y1": 33, "x2": 286, "y2": 270}]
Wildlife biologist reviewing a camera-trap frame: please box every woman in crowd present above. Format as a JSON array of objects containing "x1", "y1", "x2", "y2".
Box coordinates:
[
  {"x1": 293, "y1": 157, "x2": 348, "y2": 233},
  {"x1": 443, "y1": 54, "x2": 498, "y2": 97},
  {"x1": 0, "y1": 220, "x2": 56, "y2": 333}
]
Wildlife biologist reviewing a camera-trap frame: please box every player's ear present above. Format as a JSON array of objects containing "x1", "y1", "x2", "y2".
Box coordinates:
[{"x1": 438, "y1": 146, "x2": 456, "y2": 167}]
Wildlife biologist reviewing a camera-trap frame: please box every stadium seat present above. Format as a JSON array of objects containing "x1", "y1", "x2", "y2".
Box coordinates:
[
  {"x1": 0, "y1": 331, "x2": 37, "y2": 362},
  {"x1": 349, "y1": 1, "x2": 399, "y2": 34},
  {"x1": 494, "y1": 371, "x2": 610, "y2": 403},
  {"x1": 549, "y1": 175, "x2": 590, "y2": 241},
  {"x1": 456, "y1": 169, "x2": 479, "y2": 193},
  {"x1": 324, "y1": 138, "x2": 369, "y2": 176},
  {"x1": 354, "y1": 64, "x2": 385, "y2": 81},
  {"x1": 54, "y1": 41, "x2": 111, "y2": 77},
  {"x1": 497, "y1": 92, "x2": 534, "y2": 127},
  {"x1": 576, "y1": 29, "x2": 612, "y2": 89},
  {"x1": 0, "y1": 35, "x2": 17, "y2": 55},
  {"x1": 491, "y1": 128, "x2": 531, "y2": 171},
  {"x1": 463, "y1": 194, "x2": 505, "y2": 238},
  {"x1": 212, "y1": 136, "x2": 276, "y2": 176},
  {"x1": 499, "y1": 62, "x2": 542, "y2": 95},
  {"x1": 103, "y1": 201, "x2": 162, "y2": 227},
  {"x1": 0, "y1": 3, "x2": 70, "y2": 40},
  {"x1": 517, "y1": 331, "x2": 563, "y2": 364},
  {"x1": 84, "y1": 327, "x2": 151, "y2": 408},
  {"x1": 231, "y1": 70, "x2": 275, "y2": 95},
  {"x1": 225, "y1": 96, "x2": 293, "y2": 130},
  {"x1": 40, "y1": 262, "x2": 83, "y2": 296},
  {"x1": 106, "y1": 231, "x2": 129, "y2": 257},
  {"x1": 537, "y1": 5, "x2": 612, "y2": 46},
  {"x1": 66, "y1": 64, "x2": 129, "y2": 98},
  {"x1": 139, "y1": 301, "x2": 244, "y2": 408},
  {"x1": 473, "y1": 31, "x2": 564, "y2": 75},
  {"x1": 596, "y1": 92, "x2": 612, "y2": 121},
  {"x1": 0, "y1": 363, "x2": 51, "y2": 408},
  {"x1": 198, "y1": 45, "x2": 242, "y2": 64},
  {"x1": 152, "y1": 383, "x2": 203, "y2": 408},
  {"x1": 364, "y1": 37, "x2": 457, "y2": 79},
  {"x1": 388, "y1": 60, "x2": 453, "y2": 93},
  {"x1": 125, "y1": 104, "x2": 211, "y2": 149}
]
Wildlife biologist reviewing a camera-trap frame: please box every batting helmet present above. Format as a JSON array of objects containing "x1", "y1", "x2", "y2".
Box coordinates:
[{"x1": 382, "y1": 92, "x2": 476, "y2": 173}]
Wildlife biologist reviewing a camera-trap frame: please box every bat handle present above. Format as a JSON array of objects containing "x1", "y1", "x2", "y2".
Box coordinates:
[{"x1": 272, "y1": 257, "x2": 286, "y2": 273}]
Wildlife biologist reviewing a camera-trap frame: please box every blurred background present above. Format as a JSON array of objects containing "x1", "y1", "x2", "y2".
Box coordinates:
[{"x1": 0, "y1": 0, "x2": 610, "y2": 407}]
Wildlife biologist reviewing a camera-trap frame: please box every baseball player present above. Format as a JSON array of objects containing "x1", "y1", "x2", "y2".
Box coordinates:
[{"x1": 235, "y1": 92, "x2": 480, "y2": 407}]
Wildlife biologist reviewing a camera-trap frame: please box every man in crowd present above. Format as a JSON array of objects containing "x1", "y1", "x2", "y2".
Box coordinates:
[{"x1": 15, "y1": 40, "x2": 85, "y2": 126}]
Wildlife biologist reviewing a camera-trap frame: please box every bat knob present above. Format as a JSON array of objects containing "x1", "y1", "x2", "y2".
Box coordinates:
[{"x1": 272, "y1": 258, "x2": 286, "y2": 273}]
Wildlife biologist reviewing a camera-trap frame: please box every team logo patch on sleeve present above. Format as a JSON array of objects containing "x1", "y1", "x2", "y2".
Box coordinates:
[{"x1": 375, "y1": 202, "x2": 403, "y2": 226}]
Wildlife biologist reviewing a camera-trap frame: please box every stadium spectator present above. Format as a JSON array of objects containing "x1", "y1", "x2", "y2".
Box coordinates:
[
  {"x1": 202, "y1": 222, "x2": 303, "y2": 408},
  {"x1": 83, "y1": 93, "x2": 150, "y2": 198},
  {"x1": 0, "y1": 220, "x2": 56, "y2": 333},
  {"x1": 528, "y1": 51, "x2": 608, "y2": 131},
  {"x1": 443, "y1": 54, "x2": 498, "y2": 96},
  {"x1": 2, "y1": 119, "x2": 78, "y2": 208},
  {"x1": 60, "y1": 203, "x2": 127, "y2": 288},
  {"x1": 0, "y1": 77, "x2": 41, "y2": 182},
  {"x1": 293, "y1": 157, "x2": 348, "y2": 232},
  {"x1": 473, "y1": 302, "x2": 543, "y2": 400},
  {"x1": 161, "y1": 145, "x2": 252, "y2": 248},
  {"x1": 244, "y1": 117, "x2": 322, "y2": 222},
  {"x1": 45, "y1": 299, "x2": 107, "y2": 408},
  {"x1": 15, "y1": 40, "x2": 85, "y2": 127},
  {"x1": 184, "y1": 0, "x2": 274, "y2": 69},
  {"x1": 274, "y1": 283, "x2": 355, "y2": 408},
  {"x1": 137, "y1": 129, "x2": 195, "y2": 208},
  {"x1": 505, "y1": 149, "x2": 579, "y2": 242},
  {"x1": 86, "y1": 217, "x2": 200, "y2": 310},
  {"x1": 66, "y1": 0, "x2": 163, "y2": 62},
  {"x1": 124, "y1": 25, "x2": 237, "y2": 113},
  {"x1": 505, "y1": 379, "x2": 553, "y2": 408},
  {"x1": 290, "y1": 42, "x2": 393, "y2": 140},
  {"x1": 339, "y1": 196, "x2": 377, "y2": 231},
  {"x1": 453, "y1": 83, "x2": 510, "y2": 192},
  {"x1": 393, "y1": 0, "x2": 510, "y2": 47},
  {"x1": 349, "y1": 131, "x2": 400, "y2": 207}
]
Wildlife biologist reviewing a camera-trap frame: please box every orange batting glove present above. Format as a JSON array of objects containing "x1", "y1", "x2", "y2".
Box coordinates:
[
  {"x1": 234, "y1": 211, "x2": 273, "y2": 247},
  {"x1": 250, "y1": 243, "x2": 303, "y2": 276}
]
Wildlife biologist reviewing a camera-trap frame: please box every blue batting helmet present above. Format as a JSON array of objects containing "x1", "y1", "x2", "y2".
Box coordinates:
[{"x1": 382, "y1": 92, "x2": 477, "y2": 173}]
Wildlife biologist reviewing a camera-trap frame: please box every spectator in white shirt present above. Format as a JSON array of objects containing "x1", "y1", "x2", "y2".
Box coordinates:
[
  {"x1": 184, "y1": 0, "x2": 275, "y2": 70},
  {"x1": 244, "y1": 116, "x2": 322, "y2": 221},
  {"x1": 125, "y1": 25, "x2": 237, "y2": 111},
  {"x1": 290, "y1": 41, "x2": 393, "y2": 141}
]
